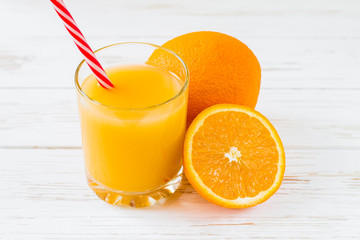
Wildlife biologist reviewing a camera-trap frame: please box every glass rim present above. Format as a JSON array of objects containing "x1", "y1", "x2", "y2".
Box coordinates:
[{"x1": 74, "y1": 42, "x2": 189, "y2": 111}]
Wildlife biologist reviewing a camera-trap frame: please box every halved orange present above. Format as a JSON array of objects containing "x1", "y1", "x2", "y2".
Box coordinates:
[{"x1": 184, "y1": 104, "x2": 285, "y2": 208}]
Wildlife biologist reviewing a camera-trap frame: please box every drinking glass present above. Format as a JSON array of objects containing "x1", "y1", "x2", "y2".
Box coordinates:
[{"x1": 75, "y1": 42, "x2": 189, "y2": 207}]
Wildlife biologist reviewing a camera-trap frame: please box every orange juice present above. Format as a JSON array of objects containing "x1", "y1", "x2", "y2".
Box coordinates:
[{"x1": 78, "y1": 64, "x2": 187, "y2": 192}]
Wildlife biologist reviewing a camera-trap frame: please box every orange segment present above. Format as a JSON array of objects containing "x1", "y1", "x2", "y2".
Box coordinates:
[{"x1": 184, "y1": 104, "x2": 285, "y2": 208}]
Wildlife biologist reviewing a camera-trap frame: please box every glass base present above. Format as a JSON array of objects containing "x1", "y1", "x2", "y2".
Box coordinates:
[{"x1": 86, "y1": 168, "x2": 183, "y2": 208}]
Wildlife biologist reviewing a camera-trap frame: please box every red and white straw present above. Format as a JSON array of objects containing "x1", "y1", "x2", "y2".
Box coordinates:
[{"x1": 50, "y1": 0, "x2": 114, "y2": 89}]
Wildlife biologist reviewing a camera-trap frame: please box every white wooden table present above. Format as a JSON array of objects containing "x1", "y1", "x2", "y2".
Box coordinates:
[{"x1": 1, "y1": 0, "x2": 359, "y2": 239}]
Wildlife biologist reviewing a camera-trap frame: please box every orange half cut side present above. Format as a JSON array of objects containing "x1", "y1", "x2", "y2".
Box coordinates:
[{"x1": 184, "y1": 104, "x2": 285, "y2": 208}]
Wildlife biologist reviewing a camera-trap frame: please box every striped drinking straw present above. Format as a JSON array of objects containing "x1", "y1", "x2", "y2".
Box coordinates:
[{"x1": 50, "y1": 0, "x2": 114, "y2": 89}]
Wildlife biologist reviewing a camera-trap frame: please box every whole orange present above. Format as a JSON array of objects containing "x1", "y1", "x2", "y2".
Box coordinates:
[{"x1": 149, "y1": 31, "x2": 261, "y2": 124}]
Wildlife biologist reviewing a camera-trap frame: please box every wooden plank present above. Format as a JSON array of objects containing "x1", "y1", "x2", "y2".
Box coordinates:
[
  {"x1": 1, "y1": 88, "x2": 359, "y2": 148},
  {"x1": 1, "y1": 0, "x2": 359, "y2": 38},
  {"x1": 1, "y1": 36, "x2": 360, "y2": 89},
  {"x1": 0, "y1": 148, "x2": 359, "y2": 239}
]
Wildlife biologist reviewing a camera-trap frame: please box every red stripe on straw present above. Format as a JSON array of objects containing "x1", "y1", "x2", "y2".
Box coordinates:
[{"x1": 50, "y1": 0, "x2": 114, "y2": 89}]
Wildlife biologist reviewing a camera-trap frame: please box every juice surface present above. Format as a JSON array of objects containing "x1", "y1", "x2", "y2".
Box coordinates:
[
  {"x1": 79, "y1": 64, "x2": 187, "y2": 192},
  {"x1": 81, "y1": 64, "x2": 182, "y2": 108}
]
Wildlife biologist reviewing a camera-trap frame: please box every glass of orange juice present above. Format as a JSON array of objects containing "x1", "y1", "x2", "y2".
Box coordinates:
[{"x1": 75, "y1": 42, "x2": 189, "y2": 207}]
